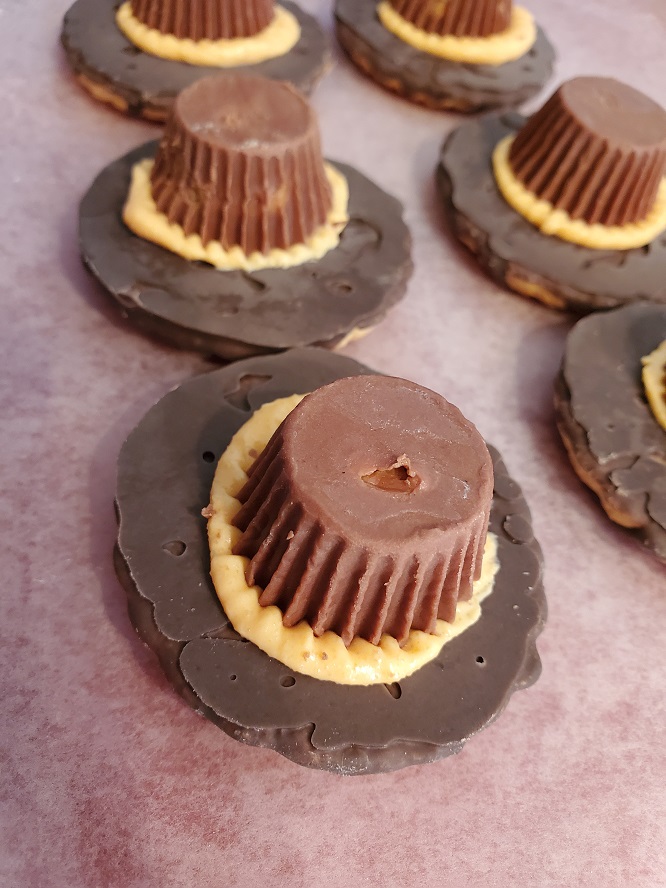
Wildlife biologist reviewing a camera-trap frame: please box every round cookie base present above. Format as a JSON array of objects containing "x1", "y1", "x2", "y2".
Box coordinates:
[
  {"x1": 437, "y1": 113, "x2": 666, "y2": 313},
  {"x1": 334, "y1": 0, "x2": 554, "y2": 112},
  {"x1": 554, "y1": 304, "x2": 666, "y2": 563},
  {"x1": 115, "y1": 348, "x2": 546, "y2": 775},
  {"x1": 79, "y1": 142, "x2": 412, "y2": 361},
  {"x1": 61, "y1": 0, "x2": 331, "y2": 122}
]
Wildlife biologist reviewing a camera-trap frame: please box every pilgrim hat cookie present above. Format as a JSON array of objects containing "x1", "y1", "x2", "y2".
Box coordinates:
[
  {"x1": 61, "y1": 0, "x2": 330, "y2": 121},
  {"x1": 438, "y1": 77, "x2": 666, "y2": 312},
  {"x1": 334, "y1": 0, "x2": 554, "y2": 112},
  {"x1": 555, "y1": 303, "x2": 666, "y2": 563},
  {"x1": 80, "y1": 74, "x2": 412, "y2": 361},
  {"x1": 115, "y1": 347, "x2": 545, "y2": 775}
]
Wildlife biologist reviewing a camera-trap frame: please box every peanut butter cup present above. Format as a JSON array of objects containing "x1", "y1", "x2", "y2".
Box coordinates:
[
  {"x1": 388, "y1": 0, "x2": 511, "y2": 39},
  {"x1": 438, "y1": 77, "x2": 666, "y2": 313},
  {"x1": 114, "y1": 348, "x2": 545, "y2": 774},
  {"x1": 148, "y1": 75, "x2": 333, "y2": 256},
  {"x1": 80, "y1": 75, "x2": 412, "y2": 360},
  {"x1": 232, "y1": 376, "x2": 493, "y2": 646},
  {"x1": 334, "y1": 0, "x2": 554, "y2": 113},
  {"x1": 507, "y1": 78, "x2": 666, "y2": 228},
  {"x1": 129, "y1": 0, "x2": 274, "y2": 40},
  {"x1": 61, "y1": 0, "x2": 330, "y2": 122}
]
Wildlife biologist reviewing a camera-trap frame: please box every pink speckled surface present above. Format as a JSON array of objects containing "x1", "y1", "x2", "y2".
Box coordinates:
[{"x1": 2, "y1": 1, "x2": 666, "y2": 885}]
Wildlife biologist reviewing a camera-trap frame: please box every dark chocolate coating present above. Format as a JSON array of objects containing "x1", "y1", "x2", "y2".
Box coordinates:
[
  {"x1": 437, "y1": 113, "x2": 666, "y2": 313},
  {"x1": 554, "y1": 304, "x2": 666, "y2": 562},
  {"x1": 334, "y1": 0, "x2": 554, "y2": 113},
  {"x1": 115, "y1": 348, "x2": 546, "y2": 775},
  {"x1": 61, "y1": 0, "x2": 330, "y2": 121},
  {"x1": 79, "y1": 142, "x2": 413, "y2": 360}
]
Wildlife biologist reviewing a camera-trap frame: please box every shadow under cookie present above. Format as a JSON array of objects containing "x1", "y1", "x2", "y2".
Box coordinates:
[
  {"x1": 61, "y1": 0, "x2": 330, "y2": 121},
  {"x1": 438, "y1": 113, "x2": 666, "y2": 312},
  {"x1": 80, "y1": 142, "x2": 413, "y2": 361},
  {"x1": 555, "y1": 303, "x2": 666, "y2": 562},
  {"x1": 334, "y1": 0, "x2": 554, "y2": 112},
  {"x1": 115, "y1": 347, "x2": 546, "y2": 775}
]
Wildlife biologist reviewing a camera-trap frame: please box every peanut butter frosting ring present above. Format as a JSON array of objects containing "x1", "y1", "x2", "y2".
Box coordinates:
[
  {"x1": 80, "y1": 141, "x2": 412, "y2": 360},
  {"x1": 493, "y1": 136, "x2": 666, "y2": 251},
  {"x1": 334, "y1": 0, "x2": 554, "y2": 113},
  {"x1": 115, "y1": 348, "x2": 546, "y2": 774},
  {"x1": 115, "y1": 3, "x2": 301, "y2": 67},
  {"x1": 438, "y1": 112, "x2": 666, "y2": 313},
  {"x1": 377, "y1": 2, "x2": 537, "y2": 66},
  {"x1": 123, "y1": 158, "x2": 349, "y2": 272},
  {"x1": 61, "y1": 0, "x2": 330, "y2": 122},
  {"x1": 206, "y1": 394, "x2": 499, "y2": 685}
]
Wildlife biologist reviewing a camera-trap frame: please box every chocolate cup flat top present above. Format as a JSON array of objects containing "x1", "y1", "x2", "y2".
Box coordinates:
[
  {"x1": 115, "y1": 348, "x2": 545, "y2": 774},
  {"x1": 559, "y1": 303, "x2": 666, "y2": 560},
  {"x1": 79, "y1": 142, "x2": 412, "y2": 360},
  {"x1": 438, "y1": 112, "x2": 666, "y2": 312},
  {"x1": 61, "y1": 0, "x2": 330, "y2": 117},
  {"x1": 558, "y1": 77, "x2": 666, "y2": 147},
  {"x1": 334, "y1": 0, "x2": 555, "y2": 110}
]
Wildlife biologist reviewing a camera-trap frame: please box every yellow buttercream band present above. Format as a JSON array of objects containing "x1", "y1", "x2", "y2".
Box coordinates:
[
  {"x1": 376, "y1": 2, "x2": 536, "y2": 66},
  {"x1": 493, "y1": 135, "x2": 666, "y2": 250},
  {"x1": 123, "y1": 158, "x2": 349, "y2": 272},
  {"x1": 206, "y1": 395, "x2": 499, "y2": 686},
  {"x1": 642, "y1": 340, "x2": 666, "y2": 432},
  {"x1": 115, "y1": 2, "x2": 300, "y2": 67}
]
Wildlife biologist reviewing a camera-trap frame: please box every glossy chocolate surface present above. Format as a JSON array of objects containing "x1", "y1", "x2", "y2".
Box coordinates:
[
  {"x1": 555, "y1": 303, "x2": 666, "y2": 561},
  {"x1": 61, "y1": 0, "x2": 330, "y2": 120},
  {"x1": 335, "y1": 0, "x2": 554, "y2": 112},
  {"x1": 438, "y1": 112, "x2": 666, "y2": 312},
  {"x1": 79, "y1": 142, "x2": 412, "y2": 359},
  {"x1": 115, "y1": 348, "x2": 545, "y2": 774}
]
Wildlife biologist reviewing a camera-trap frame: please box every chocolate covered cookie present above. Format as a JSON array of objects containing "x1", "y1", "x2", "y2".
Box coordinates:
[
  {"x1": 334, "y1": 0, "x2": 554, "y2": 112},
  {"x1": 80, "y1": 75, "x2": 412, "y2": 360},
  {"x1": 438, "y1": 78, "x2": 666, "y2": 312},
  {"x1": 555, "y1": 303, "x2": 666, "y2": 563},
  {"x1": 61, "y1": 0, "x2": 330, "y2": 122},
  {"x1": 115, "y1": 348, "x2": 546, "y2": 774}
]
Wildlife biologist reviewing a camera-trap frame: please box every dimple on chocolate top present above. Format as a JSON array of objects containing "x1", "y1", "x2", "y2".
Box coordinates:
[
  {"x1": 508, "y1": 77, "x2": 666, "y2": 227},
  {"x1": 387, "y1": 0, "x2": 512, "y2": 38},
  {"x1": 232, "y1": 375, "x2": 494, "y2": 647},
  {"x1": 129, "y1": 0, "x2": 275, "y2": 41},
  {"x1": 150, "y1": 74, "x2": 333, "y2": 254}
]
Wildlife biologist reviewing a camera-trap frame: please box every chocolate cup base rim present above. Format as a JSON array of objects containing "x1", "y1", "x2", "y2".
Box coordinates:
[
  {"x1": 79, "y1": 141, "x2": 413, "y2": 361},
  {"x1": 437, "y1": 112, "x2": 666, "y2": 313},
  {"x1": 114, "y1": 347, "x2": 546, "y2": 775},
  {"x1": 334, "y1": 0, "x2": 555, "y2": 112},
  {"x1": 61, "y1": 0, "x2": 331, "y2": 121}
]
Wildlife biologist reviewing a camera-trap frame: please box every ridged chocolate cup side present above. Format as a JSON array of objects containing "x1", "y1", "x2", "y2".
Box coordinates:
[
  {"x1": 508, "y1": 77, "x2": 666, "y2": 227},
  {"x1": 149, "y1": 74, "x2": 333, "y2": 255},
  {"x1": 232, "y1": 376, "x2": 494, "y2": 648},
  {"x1": 129, "y1": 0, "x2": 275, "y2": 40},
  {"x1": 387, "y1": 0, "x2": 512, "y2": 38}
]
